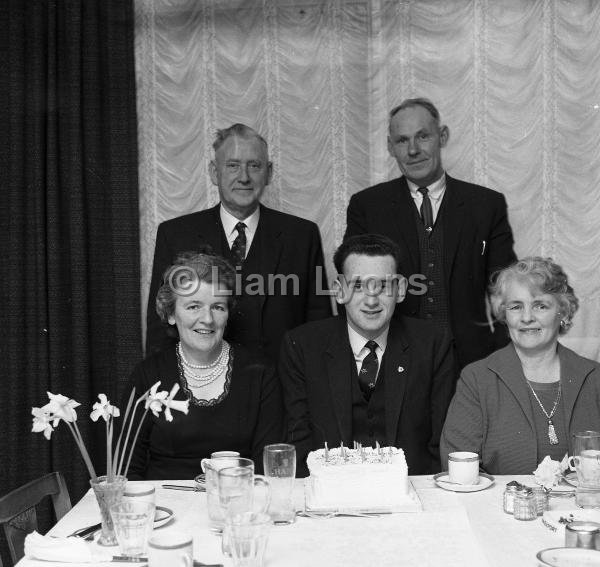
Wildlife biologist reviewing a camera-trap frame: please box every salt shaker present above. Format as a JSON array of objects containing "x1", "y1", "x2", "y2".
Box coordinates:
[
  {"x1": 503, "y1": 481, "x2": 521, "y2": 514},
  {"x1": 531, "y1": 486, "x2": 549, "y2": 516},
  {"x1": 513, "y1": 487, "x2": 536, "y2": 521}
]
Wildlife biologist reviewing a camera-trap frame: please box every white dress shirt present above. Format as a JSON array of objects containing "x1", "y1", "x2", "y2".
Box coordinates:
[
  {"x1": 347, "y1": 325, "x2": 389, "y2": 383},
  {"x1": 407, "y1": 174, "x2": 447, "y2": 224},
  {"x1": 219, "y1": 205, "x2": 260, "y2": 259}
]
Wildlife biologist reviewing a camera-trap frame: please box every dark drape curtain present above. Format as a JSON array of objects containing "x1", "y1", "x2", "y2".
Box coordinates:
[{"x1": 2, "y1": 0, "x2": 141, "y2": 557}]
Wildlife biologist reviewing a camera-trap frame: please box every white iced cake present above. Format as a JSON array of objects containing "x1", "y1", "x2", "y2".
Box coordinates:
[{"x1": 305, "y1": 446, "x2": 418, "y2": 512}]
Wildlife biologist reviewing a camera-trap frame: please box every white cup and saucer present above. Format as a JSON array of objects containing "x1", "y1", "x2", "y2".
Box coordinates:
[{"x1": 434, "y1": 451, "x2": 495, "y2": 492}]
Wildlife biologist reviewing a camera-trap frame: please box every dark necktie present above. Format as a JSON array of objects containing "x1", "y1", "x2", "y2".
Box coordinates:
[
  {"x1": 358, "y1": 340, "x2": 379, "y2": 400},
  {"x1": 418, "y1": 186, "x2": 434, "y2": 234},
  {"x1": 230, "y1": 222, "x2": 247, "y2": 266}
]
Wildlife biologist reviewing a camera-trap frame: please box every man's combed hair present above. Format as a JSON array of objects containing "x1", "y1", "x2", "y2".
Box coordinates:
[
  {"x1": 334, "y1": 234, "x2": 403, "y2": 275},
  {"x1": 212, "y1": 123, "x2": 268, "y2": 153},
  {"x1": 489, "y1": 256, "x2": 579, "y2": 335},
  {"x1": 389, "y1": 97, "x2": 441, "y2": 129}
]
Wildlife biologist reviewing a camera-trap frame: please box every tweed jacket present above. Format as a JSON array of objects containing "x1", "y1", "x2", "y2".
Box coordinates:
[
  {"x1": 345, "y1": 174, "x2": 517, "y2": 369},
  {"x1": 279, "y1": 315, "x2": 455, "y2": 477},
  {"x1": 440, "y1": 342, "x2": 600, "y2": 475},
  {"x1": 146, "y1": 204, "x2": 332, "y2": 361}
]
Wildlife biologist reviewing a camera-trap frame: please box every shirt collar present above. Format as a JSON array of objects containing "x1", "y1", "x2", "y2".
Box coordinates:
[
  {"x1": 406, "y1": 173, "x2": 447, "y2": 201},
  {"x1": 219, "y1": 205, "x2": 260, "y2": 238},
  {"x1": 347, "y1": 324, "x2": 389, "y2": 357}
]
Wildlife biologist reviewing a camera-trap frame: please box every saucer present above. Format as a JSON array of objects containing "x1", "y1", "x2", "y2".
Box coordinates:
[
  {"x1": 433, "y1": 472, "x2": 494, "y2": 492},
  {"x1": 536, "y1": 547, "x2": 600, "y2": 566},
  {"x1": 154, "y1": 506, "x2": 174, "y2": 528}
]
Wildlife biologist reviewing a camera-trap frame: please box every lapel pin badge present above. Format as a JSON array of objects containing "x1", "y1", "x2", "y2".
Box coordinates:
[{"x1": 397, "y1": 366, "x2": 404, "y2": 373}]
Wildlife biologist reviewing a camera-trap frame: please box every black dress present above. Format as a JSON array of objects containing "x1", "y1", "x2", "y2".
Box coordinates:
[{"x1": 125, "y1": 343, "x2": 284, "y2": 480}]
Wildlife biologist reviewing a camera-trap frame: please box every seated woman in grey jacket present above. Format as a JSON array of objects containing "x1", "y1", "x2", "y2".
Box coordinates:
[{"x1": 440, "y1": 256, "x2": 600, "y2": 474}]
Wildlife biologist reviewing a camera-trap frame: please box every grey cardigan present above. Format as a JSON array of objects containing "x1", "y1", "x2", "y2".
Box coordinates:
[{"x1": 440, "y1": 342, "x2": 600, "y2": 475}]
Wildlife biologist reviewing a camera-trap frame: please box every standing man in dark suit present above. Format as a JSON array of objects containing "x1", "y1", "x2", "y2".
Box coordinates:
[
  {"x1": 345, "y1": 98, "x2": 517, "y2": 370},
  {"x1": 146, "y1": 123, "x2": 332, "y2": 360},
  {"x1": 279, "y1": 234, "x2": 455, "y2": 476}
]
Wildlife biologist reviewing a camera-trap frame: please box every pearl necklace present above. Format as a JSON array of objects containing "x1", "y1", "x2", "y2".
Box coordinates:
[
  {"x1": 178, "y1": 341, "x2": 226, "y2": 369},
  {"x1": 178, "y1": 342, "x2": 230, "y2": 387}
]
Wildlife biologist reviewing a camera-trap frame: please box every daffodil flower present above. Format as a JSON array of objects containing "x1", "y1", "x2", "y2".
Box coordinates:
[
  {"x1": 144, "y1": 381, "x2": 168, "y2": 417},
  {"x1": 31, "y1": 407, "x2": 54, "y2": 440},
  {"x1": 90, "y1": 394, "x2": 121, "y2": 422},
  {"x1": 161, "y1": 384, "x2": 190, "y2": 422},
  {"x1": 43, "y1": 392, "x2": 80, "y2": 425}
]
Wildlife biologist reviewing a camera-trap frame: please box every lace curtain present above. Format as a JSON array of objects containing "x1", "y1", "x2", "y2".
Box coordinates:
[{"x1": 135, "y1": 0, "x2": 600, "y2": 360}]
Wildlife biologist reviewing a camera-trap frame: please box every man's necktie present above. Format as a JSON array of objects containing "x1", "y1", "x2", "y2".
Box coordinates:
[
  {"x1": 358, "y1": 340, "x2": 379, "y2": 400},
  {"x1": 418, "y1": 186, "x2": 434, "y2": 234},
  {"x1": 230, "y1": 222, "x2": 247, "y2": 266}
]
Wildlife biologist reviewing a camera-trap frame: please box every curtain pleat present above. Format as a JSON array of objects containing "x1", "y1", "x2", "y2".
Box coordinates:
[{"x1": 2, "y1": 3, "x2": 141, "y2": 559}]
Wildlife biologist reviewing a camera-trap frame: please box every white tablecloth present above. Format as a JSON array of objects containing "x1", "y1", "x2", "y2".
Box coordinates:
[{"x1": 17, "y1": 475, "x2": 577, "y2": 567}]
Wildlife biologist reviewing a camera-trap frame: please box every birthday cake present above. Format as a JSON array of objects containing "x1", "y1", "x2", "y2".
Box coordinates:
[{"x1": 305, "y1": 446, "x2": 420, "y2": 512}]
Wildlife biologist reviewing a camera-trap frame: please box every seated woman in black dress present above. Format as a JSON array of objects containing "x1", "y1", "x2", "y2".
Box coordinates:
[{"x1": 127, "y1": 251, "x2": 283, "y2": 479}]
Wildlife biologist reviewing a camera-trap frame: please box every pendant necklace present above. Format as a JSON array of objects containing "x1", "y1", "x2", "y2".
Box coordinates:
[{"x1": 527, "y1": 381, "x2": 561, "y2": 445}]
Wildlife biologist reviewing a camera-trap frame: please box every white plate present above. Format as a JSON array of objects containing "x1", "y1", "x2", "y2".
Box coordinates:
[
  {"x1": 154, "y1": 505, "x2": 174, "y2": 528},
  {"x1": 433, "y1": 472, "x2": 494, "y2": 492},
  {"x1": 536, "y1": 547, "x2": 600, "y2": 566},
  {"x1": 542, "y1": 510, "x2": 600, "y2": 533}
]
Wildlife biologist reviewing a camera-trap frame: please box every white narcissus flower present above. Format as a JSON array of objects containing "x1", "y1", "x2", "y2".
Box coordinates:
[
  {"x1": 43, "y1": 393, "x2": 80, "y2": 425},
  {"x1": 31, "y1": 407, "x2": 54, "y2": 440},
  {"x1": 533, "y1": 455, "x2": 562, "y2": 489},
  {"x1": 145, "y1": 381, "x2": 168, "y2": 417},
  {"x1": 90, "y1": 394, "x2": 121, "y2": 422},
  {"x1": 161, "y1": 384, "x2": 190, "y2": 422}
]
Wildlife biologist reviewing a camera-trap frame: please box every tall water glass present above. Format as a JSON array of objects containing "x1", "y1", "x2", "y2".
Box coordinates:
[
  {"x1": 218, "y1": 466, "x2": 270, "y2": 556},
  {"x1": 569, "y1": 431, "x2": 600, "y2": 508},
  {"x1": 263, "y1": 444, "x2": 296, "y2": 524},
  {"x1": 228, "y1": 512, "x2": 272, "y2": 567},
  {"x1": 203, "y1": 456, "x2": 254, "y2": 532},
  {"x1": 110, "y1": 501, "x2": 155, "y2": 557}
]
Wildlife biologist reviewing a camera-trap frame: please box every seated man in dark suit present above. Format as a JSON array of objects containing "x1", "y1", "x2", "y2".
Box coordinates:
[
  {"x1": 279, "y1": 234, "x2": 455, "y2": 477},
  {"x1": 146, "y1": 123, "x2": 332, "y2": 361},
  {"x1": 345, "y1": 98, "x2": 517, "y2": 371}
]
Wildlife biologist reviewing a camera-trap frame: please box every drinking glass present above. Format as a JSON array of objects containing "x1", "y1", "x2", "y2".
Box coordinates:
[
  {"x1": 110, "y1": 501, "x2": 155, "y2": 557},
  {"x1": 569, "y1": 431, "x2": 600, "y2": 508},
  {"x1": 263, "y1": 444, "x2": 296, "y2": 524},
  {"x1": 227, "y1": 512, "x2": 271, "y2": 567},
  {"x1": 204, "y1": 456, "x2": 254, "y2": 532},
  {"x1": 218, "y1": 466, "x2": 270, "y2": 556}
]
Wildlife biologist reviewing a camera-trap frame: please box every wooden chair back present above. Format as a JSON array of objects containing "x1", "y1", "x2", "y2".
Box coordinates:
[{"x1": 0, "y1": 472, "x2": 71, "y2": 566}]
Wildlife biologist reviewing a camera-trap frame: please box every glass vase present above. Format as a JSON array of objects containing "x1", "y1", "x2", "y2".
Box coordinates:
[{"x1": 90, "y1": 475, "x2": 127, "y2": 546}]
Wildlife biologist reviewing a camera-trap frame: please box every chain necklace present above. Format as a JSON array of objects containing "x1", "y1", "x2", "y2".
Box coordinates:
[
  {"x1": 178, "y1": 341, "x2": 226, "y2": 369},
  {"x1": 527, "y1": 381, "x2": 561, "y2": 445}
]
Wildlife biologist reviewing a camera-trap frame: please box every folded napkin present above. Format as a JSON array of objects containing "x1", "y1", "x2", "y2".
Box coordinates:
[{"x1": 25, "y1": 531, "x2": 112, "y2": 563}]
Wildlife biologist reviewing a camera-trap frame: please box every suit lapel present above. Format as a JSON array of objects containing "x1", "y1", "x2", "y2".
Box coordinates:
[
  {"x1": 199, "y1": 204, "x2": 226, "y2": 256},
  {"x1": 383, "y1": 321, "x2": 410, "y2": 445},
  {"x1": 557, "y1": 343, "x2": 596, "y2": 423},
  {"x1": 441, "y1": 175, "x2": 466, "y2": 280},
  {"x1": 255, "y1": 205, "x2": 283, "y2": 311},
  {"x1": 386, "y1": 179, "x2": 420, "y2": 273},
  {"x1": 488, "y1": 344, "x2": 536, "y2": 432},
  {"x1": 325, "y1": 320, "x2": 354, "y2": 443}
]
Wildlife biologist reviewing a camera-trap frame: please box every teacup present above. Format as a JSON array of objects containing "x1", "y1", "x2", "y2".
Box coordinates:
[
  {"x1": 148, "y1": 531, "x2": 193, "y2": 567},
  {"x1": 201, "y1": 451, "x2": 241, "y2": 473},
  {"x1": 448, "y1": 451, "x2": 479, "y2": 485}
]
